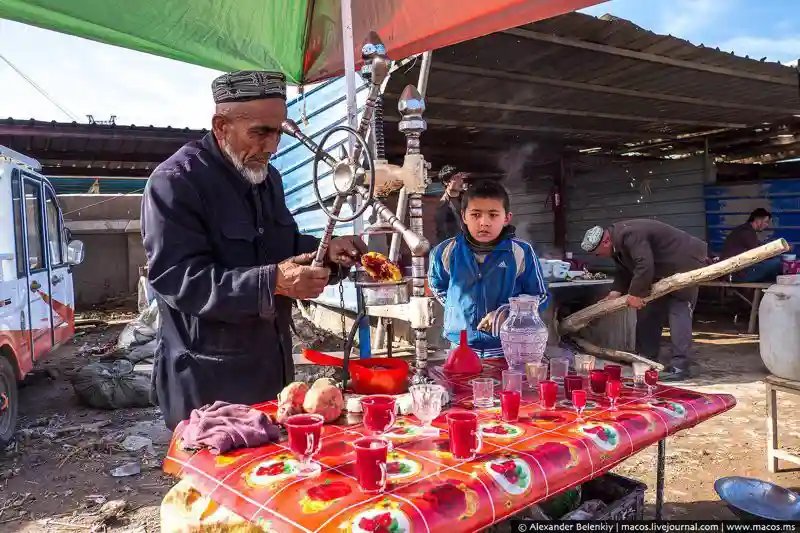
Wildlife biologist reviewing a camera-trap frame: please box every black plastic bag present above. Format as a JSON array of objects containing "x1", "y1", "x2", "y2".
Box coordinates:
[{"x1": 71, "y1": 360, "x2": 152, "y2": 410}]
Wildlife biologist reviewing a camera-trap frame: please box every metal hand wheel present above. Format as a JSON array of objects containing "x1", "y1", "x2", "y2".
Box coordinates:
[{"x1": 311, "y1": 124, "x2": 376, "y2": 223}]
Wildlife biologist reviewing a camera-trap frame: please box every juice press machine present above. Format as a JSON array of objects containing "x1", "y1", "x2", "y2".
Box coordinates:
[{"x1": 280, "y1": 33, "x2": 436, "y2": 386}]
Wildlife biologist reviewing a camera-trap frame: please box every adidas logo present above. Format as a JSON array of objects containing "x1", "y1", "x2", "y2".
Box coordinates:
[{"x1": 498, "y1": 261, "x2": 507, "y2": 268}]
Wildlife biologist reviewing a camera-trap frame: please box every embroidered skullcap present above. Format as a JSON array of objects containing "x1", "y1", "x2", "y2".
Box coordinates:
[
  {"x1": 581, "y1": 225, "x2": 604, "y2": 252},
  {"x1": 439, "y1": 165, "x2": 458, "y2": 182},
  {"x1": 212, "y1": 71, "x2": 287, "y2": 104}
]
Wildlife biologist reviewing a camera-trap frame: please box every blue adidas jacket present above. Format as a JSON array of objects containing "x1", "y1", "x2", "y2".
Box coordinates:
[{"x1": 428, "y1": 234, "x2": 550, "y2": 356}]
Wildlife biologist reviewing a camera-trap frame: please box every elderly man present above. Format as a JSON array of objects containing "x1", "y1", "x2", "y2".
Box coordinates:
[
  {"x1": 581, "y1": 219, "x2": 708, "y2": 381},
  {"x1": 142, "y1": 71, "x2": 364, "y2": 429}
]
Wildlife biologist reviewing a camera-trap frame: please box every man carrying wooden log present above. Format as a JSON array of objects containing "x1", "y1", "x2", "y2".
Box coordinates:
[{"x1": 581, "y1": 220, "x2": 708, "y2": 381}]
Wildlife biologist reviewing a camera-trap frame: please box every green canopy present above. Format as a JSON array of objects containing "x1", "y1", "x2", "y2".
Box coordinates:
[{"x1": 0, "y1": 0, "x2": 605, "y2": 84}]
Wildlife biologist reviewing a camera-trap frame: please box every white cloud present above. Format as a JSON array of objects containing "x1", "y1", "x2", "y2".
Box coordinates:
[
  {"x1": 656, "y1": 0, "x2": 730, "y2": 38},
  {"x1": 718, "y1": 36, "x2": 800, "y2": 64}
]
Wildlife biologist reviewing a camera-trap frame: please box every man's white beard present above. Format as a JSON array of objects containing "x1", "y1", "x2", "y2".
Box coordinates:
[{"x1": 221, "y1": 142, "x2": 270, "y2": 185}]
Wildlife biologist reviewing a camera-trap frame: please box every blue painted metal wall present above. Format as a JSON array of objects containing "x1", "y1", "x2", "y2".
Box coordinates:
[
  {"x1": 705, "y1": 179, "x2": 800, "y2": 254},
  {"x1": 272, "y1": 76, "x2": 370, "y2": 238}
]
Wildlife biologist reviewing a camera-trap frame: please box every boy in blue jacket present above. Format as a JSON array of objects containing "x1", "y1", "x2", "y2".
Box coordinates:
[{"x1": 428, "y1": 179, "x2": 549, "y2": 357}]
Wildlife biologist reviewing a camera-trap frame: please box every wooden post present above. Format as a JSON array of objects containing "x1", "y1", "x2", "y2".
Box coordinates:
[
  {"x1": 766, "y1": 380, "x2": 779, "y2": 473},
  {"x1": 553, "y1": 158, "x2": 567, "y2": 252},
  {"x1": 560, "y1": 239, "x2": 790, "y2": 334},
  {"x1": 748, "y1": 288, "x2": 763, "y2": 334}
]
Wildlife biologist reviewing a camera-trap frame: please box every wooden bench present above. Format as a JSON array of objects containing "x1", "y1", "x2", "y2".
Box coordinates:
[
  {"x1": 765, "y1": 375, "x2": 800, "y2": 472},
  {"x1": 699, "y1": 281, "x2": 772, "y2": 334}
]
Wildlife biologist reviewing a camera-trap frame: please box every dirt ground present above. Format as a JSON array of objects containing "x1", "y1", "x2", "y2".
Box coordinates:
[{"x1": 1, "y1": 312, "x2": 798, "y2": 532}]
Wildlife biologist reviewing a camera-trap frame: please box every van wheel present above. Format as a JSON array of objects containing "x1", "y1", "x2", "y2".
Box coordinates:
[{"x1": 0, "y1": 357, "x2": 18, "y2": 449}]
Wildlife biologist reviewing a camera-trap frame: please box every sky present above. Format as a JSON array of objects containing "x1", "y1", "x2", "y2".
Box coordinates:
[{"x1": 0, "y1": 0, "x2": 797, "y2": 130}]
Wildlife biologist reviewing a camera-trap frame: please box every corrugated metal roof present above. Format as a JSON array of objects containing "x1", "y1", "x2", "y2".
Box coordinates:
[
  {"x1": 377, "y1": 11, "x2": 799, "y2": 160},
  {"x1": 0, "y1": 119, "x2": 207, "y2": 177},
  {"x1": 275, "y1": 10, "x2": 800, "y2": 237}
]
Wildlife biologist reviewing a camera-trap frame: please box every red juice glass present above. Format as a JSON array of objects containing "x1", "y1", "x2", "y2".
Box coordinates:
[
  {"x1": 285, "y1": 413, "x2": 324, "y2": 477},
  {"x1": 644, "y1": 369, "x2": 659, "y2": 394},
  {"x1": 564, "y1": 375, "x2": 583, "y2": 400},
  {"x1": 361, "y1": 395, "x2": 397, "y2": 435},
  {"x1": 606, "y1": 379, "x2": 622, "y2": 411},
  {"x1": 604, "y1": 364, "x2": 622, "y2": 381},
  {"x1": 572, "y1": 389, "x2": 587, "y2": 421},
  {"x1": 538, "y1": 380, "x2": 558, "y2": 410},
  {"x1": 446, "y1": 411, "x2": 483, "y2": 460},
  {"x1": 353, "y1": 436, "x2": 390, "y2": 493},
  {"x1": 500, "y1": 390, "x2": 521, "y2": 422},
  {"x1": 590, "y1": 369, "x2": 608, "y2": 394}
]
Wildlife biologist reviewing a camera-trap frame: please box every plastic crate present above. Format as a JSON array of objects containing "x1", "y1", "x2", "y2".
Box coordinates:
[{"x1": 579, "y1": 473, "x2": 648, "y2": 520}]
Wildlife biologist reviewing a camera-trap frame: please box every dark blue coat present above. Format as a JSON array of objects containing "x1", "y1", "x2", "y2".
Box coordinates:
[{"x1": 141, "y1": 133, "x2": 320, "y2": 429}]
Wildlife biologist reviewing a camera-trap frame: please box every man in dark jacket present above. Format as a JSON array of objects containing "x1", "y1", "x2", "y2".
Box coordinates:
[
  {"x1": 434, "y1": 165, "x2": 466, "y2": 245},
  {"x1": 722, "y1": 208, "x2": 781, "y2": 282},
  {"x1": 581, "y1": 219, "x2": 708, "y2": 381},
  {"x1": 141, "y1": 71, "x2": 364, "y2": 429}
]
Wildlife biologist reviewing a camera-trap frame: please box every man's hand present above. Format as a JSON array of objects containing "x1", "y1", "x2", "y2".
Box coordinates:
[
  {"x1": 327, "y1": 236, "x2": 367, "y2": 267},
  {"x1": 477, "y1": 311, "x2": 496, "y2": 333},
  {"x1": 477, "y1": 308, "x2": 509, "y2": 334},
  {"x1": 275, "y1": 256, "x2": 330, "y2": 300},
  {"x1": 604, "y1": 291, "x2": 623, "y2": 301},
  {"x1": 626, "y1": 295, "x2": 646, "y2": 310}
]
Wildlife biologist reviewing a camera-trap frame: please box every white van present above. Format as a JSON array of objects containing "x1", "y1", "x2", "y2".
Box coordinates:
[{"x1": 0, "y1": 146, "x2": 84, "y2": 446}]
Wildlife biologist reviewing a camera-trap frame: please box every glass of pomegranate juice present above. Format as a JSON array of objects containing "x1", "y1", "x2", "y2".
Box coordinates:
[
  {"x1": 446, "y1": 411, "x2": 483, "y2": 460},
  {"x1": 361, "y1": 395, "x2": 397, "y2": 436},
  {"x1": 500, "y1": 390, "x2": 521, "y2": 422},
  {"x1": 285, "y1": 413, "x2": 324, "y2": 477},
  {"x1": 353, "y1": 436, "x2": 390, "y2": 493}
]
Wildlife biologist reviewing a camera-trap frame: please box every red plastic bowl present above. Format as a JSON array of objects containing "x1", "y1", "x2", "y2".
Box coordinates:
[{"x1": 349, "y1": 358, "x2": 409, "y2": 395}]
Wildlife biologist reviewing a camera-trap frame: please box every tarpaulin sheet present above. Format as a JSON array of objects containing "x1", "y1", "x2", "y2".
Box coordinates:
[{"x1": 0, "y1": 0, "x2": 605, "y2": 84}]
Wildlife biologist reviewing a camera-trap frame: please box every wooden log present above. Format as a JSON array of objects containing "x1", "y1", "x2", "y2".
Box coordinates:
[
  {"x1": 560, "y1": 238, "x2": 789, "y2": 334},
  {"x1": 569, "y1": 336, "x2": 665, "y2": 370}
]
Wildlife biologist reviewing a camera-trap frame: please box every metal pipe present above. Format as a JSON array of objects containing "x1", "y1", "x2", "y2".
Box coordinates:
[
  {"x1": 388, "y1": 188, "x2": 409, "y2": 261},
  {"x1": 374, "y1": 96, "x2": 386, "y2": 160},
  {"x1": 312, "y1": 195, "x2": 346, "y2": 267},
  {"x1": 408, "y1": 193, "x2": 430, "y2": 382},
  {"x1": 358, "y1": 187, "x2": 429, "y2": 257},
  {"x1": 655, "y1": 439, "x2": 666, "y2": 520},
  {"x1": 417, "y1": 51, "x2": 434, "y2": 98},
  {"x1": 374, "y1": 186, "x2": 408, "y2": 353},
  {"x1": 408, "y1": 194, "x2": 426, "y2": 297},
  {"x1": 351, "y1": 33, "x2": 390, "y2": 166}
]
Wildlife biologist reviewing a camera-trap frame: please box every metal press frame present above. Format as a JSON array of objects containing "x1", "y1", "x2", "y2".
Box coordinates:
[
  {"x1": 280, "y1": 26, "x2": 437, "y2": 384},
  {"x1": 285, "y1": 3, "x2": 670, "y2": 516}
]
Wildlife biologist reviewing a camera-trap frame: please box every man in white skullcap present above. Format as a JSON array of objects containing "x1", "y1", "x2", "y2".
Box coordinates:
[
  {"x1": 142, "y1": 70, "x2": 366, "y2": 428},
  {"x1": 581, "y1": 220, "x2": 708, "y2": 381}
]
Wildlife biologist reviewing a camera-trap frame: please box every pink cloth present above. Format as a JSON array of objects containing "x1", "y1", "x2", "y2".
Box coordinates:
[{"x1": 178, "y1": 401, "x2": 280, "y2": 454}]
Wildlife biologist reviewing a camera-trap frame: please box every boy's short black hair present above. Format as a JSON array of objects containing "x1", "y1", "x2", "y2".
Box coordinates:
[
  {"x1": 461, "y1": 179, "x2": 510, "y2": 212},
  {"x1": 748, "y1": 208, "x2": 772, "y2": 222}
]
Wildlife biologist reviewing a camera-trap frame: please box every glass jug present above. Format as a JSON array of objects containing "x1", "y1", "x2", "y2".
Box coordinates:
[{"x1": 499, "y1": 295, "x2": 549, "y2": 372}]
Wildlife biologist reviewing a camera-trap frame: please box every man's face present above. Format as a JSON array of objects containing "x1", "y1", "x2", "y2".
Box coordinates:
[
  {"x1": 753, "y1": 216, "x2": 771, "y2": 231},
  {"x1": 462, "y1": 197, "x2": 511, "y2": 243},
  {"x1": 212, "y1": 99, "x2": 287, "y2": 184},
  {"x1": 445, "y1": 173, "x2": 467, "y2": 196},
  {"x1": 595, "y1": 231, "x2": 613, "y2": 257}
]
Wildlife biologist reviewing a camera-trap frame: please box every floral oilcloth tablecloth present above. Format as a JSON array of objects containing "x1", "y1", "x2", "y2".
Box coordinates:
[{"x1": 163, "y1": 360, "x2": 736, "y2": 533}]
